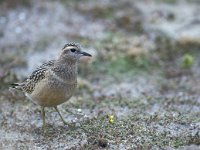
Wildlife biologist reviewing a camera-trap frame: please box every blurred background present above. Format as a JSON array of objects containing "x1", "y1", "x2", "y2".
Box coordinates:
[{"x1": 0, "y1": 0, "x2": 200, "y2": 149}]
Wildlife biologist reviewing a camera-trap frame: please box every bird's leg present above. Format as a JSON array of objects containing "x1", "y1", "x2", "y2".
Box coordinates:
[
  {"x1": 54, "y1": 106, "x2": 68, "y2": 125},
  {"x1": 42, "y1": 107, "x2": 46, "y2": 132}
]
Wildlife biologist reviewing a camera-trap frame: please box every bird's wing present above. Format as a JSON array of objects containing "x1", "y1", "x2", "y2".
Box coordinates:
[{"x1": 11, "y1": 60, "x2": 55, "y2": 93}]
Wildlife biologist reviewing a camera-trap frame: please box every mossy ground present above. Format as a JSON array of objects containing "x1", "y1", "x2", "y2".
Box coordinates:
[{"x1": 0, "y1": 0, "x2": 200, "y2": 149}]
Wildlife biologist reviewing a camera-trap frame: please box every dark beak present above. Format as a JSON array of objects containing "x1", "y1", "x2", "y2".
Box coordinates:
[{"x1": 80, "y1": 51, "x2": 92, "y2": 57}]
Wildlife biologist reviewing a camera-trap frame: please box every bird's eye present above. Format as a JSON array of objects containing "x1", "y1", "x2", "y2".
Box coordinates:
[{"x1": 70, "y1": 49, "x2": 76, "y2": 52}]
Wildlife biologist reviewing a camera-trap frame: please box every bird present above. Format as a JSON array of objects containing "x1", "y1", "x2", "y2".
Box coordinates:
[{"x1": 11, "y1": 43, "x2": 92, "y2": 132}]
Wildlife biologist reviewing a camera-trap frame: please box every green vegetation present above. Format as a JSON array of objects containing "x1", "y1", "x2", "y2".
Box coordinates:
[{"x1": 180, "y1": 54, "x2": 194, "y2": 69}]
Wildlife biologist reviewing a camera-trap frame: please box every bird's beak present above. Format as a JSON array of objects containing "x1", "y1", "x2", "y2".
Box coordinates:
[{"x1": 79, "y1": 51, "x2": 92, "y2": 57}]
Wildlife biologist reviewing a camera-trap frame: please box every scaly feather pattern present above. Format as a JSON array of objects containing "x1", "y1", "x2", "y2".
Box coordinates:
[{"x1": 12, "y1": 60, "x2": 55, "y2": 93}]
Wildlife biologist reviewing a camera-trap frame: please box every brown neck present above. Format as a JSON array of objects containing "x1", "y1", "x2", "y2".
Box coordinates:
[{"x1": 52, "y1": 58, "x2": 78, "y2": 81}]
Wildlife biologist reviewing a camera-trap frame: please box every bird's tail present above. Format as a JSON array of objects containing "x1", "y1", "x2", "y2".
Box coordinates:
[
  {"x1": 9, "y1": 83, "x2": 22, "y2": 96},
  {"x1": 10, "y1": 83, "x2": 23, "y2": 90}
]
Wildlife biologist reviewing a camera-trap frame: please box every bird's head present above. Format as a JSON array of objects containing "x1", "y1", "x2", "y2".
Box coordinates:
[{"x1": 60, "y1": 43, "x2": 92, "y2": 62}]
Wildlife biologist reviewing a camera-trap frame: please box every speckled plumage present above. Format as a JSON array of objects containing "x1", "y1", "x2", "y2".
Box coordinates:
[
  {"x1": 11, "y1": 43, "x2": 92, "y2": 131},
  {"x1": 14, "y1": 60, "x2": 55, "y2": 93},
  {"x1": 63, "y1": 42, "x2": 80, "y2": 49}
]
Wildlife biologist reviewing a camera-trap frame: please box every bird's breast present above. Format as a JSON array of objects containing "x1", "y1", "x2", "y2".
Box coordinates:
[{"x1": 30, "y1": 77, "x2": 77, "y2": 107}]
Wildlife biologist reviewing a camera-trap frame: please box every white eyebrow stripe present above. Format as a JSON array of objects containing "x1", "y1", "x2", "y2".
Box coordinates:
[
  {"x1": 48, "y1": 70, "x2": 76, "y2": 85},
  {"x1": 63, "y1": 46, "x2": 77, "y2": 50}
]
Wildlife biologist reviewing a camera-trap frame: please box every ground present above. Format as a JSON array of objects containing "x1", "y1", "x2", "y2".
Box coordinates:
[{"x1": 0, "y1": 0, "x2": 200, "y2": 149}]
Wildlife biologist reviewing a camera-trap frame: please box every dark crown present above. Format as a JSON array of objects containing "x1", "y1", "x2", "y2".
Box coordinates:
[{"x1": 63, "y1": 42, "x2": 80, "y2": 49}]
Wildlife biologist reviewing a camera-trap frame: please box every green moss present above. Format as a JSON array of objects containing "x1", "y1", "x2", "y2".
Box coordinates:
[
  {"x1": 180, "y1": 54, "x2": 194, "y2": 69},
  {"x1": 90, "y1": 55, "x2": 153, "y2": 80},
  {"x1": 67, "y1": 111, "x2": 196, "y2": 149}
]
